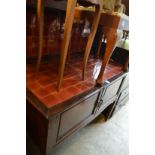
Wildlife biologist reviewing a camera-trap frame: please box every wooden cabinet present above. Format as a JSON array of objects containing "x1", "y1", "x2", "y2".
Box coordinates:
[
  {"x1": 26, "y1": 1, "x2": 129, "y2": 154},
  {"x1": 27, "y1": 72, "x2": 129, "y2": 155}
]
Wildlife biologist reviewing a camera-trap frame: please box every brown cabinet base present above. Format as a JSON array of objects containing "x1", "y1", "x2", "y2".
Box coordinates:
[{"x1": 27, "y1": 72, "x2": 129, "y2": 155}]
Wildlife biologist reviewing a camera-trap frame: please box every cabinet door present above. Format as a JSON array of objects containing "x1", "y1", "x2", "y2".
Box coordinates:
[
  {"x1": 58, "y1": 92, "x2": 99, "y2": 139},
  {"x1": 103, "y1": 78, "x2": 123, "y2": 104}
]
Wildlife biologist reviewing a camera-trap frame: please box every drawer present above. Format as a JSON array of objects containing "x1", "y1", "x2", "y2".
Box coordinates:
[{"x1": 58, "y1": 93, "x2": 99, "y2": 138}]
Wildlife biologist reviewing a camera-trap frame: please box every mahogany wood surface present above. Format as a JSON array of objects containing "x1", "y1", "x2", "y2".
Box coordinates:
[{"x1": 26, "y1": 54, "x2": 125, "y2": 119}]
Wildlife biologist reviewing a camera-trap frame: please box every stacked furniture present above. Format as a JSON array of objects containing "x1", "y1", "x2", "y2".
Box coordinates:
[{"x1": 26, "y1": 1, "x2": 129, "y2": 155}]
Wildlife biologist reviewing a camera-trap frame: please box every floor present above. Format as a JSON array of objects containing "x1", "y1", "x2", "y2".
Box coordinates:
[
  {"x1": 27, "y1": 103, "x2": 129, "y2": 155},
  {"x1": 27, "y1": 55, "x2": 123, "y2": 108}
]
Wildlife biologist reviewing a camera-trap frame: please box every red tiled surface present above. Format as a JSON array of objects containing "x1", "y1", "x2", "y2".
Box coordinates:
[
  {"x1": 26, "y1": 9, "x2": 90, "y2": 59},
  {"x1": 26, "y1": 56, "x2": 123, "y2": 108}
]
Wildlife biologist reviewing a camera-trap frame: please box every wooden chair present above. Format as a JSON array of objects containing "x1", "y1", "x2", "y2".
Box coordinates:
[
  {"x1": 57, "y1": 0, "x2": 103, "y2": 90},
  {"x1": 95, "y1": 13, "x2": 129, "y2": 84},
  {"x1": 35, "y1": 0, "x2": 103, "y2": 91}
]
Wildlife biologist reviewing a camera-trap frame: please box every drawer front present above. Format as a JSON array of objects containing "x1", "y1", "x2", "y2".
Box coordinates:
[{"x1": 58, "y1": 93, "x2": 99, "y2": 138}]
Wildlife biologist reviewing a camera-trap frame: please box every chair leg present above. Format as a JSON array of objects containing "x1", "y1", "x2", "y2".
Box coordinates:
[
  {"x1": 57, "y1": 0, "x2": 77, "y2": 91},
  {"x1": 82, "y1": 2, "x2": 102, "y2": 80},
  {"x1": 36, "y1": 0, "x2": 44, "y2": 72},
  {"x1": 96, "y1": 28, "x2": 118, "y2": 85}
]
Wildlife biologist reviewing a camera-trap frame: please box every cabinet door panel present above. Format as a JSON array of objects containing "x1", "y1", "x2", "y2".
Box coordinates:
[
  {"x1": 103, "y1": 78, "x2": 123, "y2": 103},
  {"x1": 58, "y1": 93, "x2": 99, "y2": 138}
]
